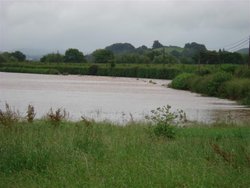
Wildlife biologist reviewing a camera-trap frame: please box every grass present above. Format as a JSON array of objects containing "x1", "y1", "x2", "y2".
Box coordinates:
[{"x1": 0, "y1": 120, "x2": 249, "y2": 187}]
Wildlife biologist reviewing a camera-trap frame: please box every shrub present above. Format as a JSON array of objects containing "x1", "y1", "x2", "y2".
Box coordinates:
[
  {"x1": 195, "y1": 68, "x2": 211, "y2": 76},
  {"x1": 205, "y1": 72, "x2": 232, "y2": 96},
  {"x1": 219, "y1": 79, "x2": 250, "y2": 104},
  {"x1": 145, "y1": 105, "x2": 187, "y2": 139},
  {"x1": 189, "y1": 72, "x2": 232, "y2": 96},
  {"x1": 170, "y1": 73, "x2": 195, "y2": 90},
  {"x1": 235, "y1": 67, "x2": 250, "y2": 78}
]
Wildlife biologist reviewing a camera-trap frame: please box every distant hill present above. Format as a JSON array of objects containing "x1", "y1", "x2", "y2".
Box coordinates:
[
  {"x1": 236, "y1": 48, "x2": 248, "y2": 54},
  {"x1": 105, "y1": 43, "x2": 135, "y2": 54}
]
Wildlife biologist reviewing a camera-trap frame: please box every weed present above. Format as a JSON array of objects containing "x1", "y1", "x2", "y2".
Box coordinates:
[
  {"x1": 26, "y1": 105, "x2": 36, "y2": 123},
  {"x1": 46, "y1": 108, "x2": 67, "y2": 126},
  {"x1": 145, "y1": 105, "x2": 187, "y2": 139},
  {"x1": 0, "y1": 103, "x2": 20, "y2": 127},
  {"x1": 81, "y1": 116, "x2": 94, "y2": 127}
]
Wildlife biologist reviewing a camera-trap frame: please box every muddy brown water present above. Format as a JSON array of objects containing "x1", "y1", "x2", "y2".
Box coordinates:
[{"x1": 0, "y1": 72, "x2": 249, "y2": 124}]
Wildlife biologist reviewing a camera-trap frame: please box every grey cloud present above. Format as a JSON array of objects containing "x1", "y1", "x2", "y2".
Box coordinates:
[{"x1": 0, "y1": 0, "x2": 249, "y2": 55}]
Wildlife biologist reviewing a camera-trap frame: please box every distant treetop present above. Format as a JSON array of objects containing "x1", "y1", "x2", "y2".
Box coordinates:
[
  {"x1": 152, "y1": 40, "x2": 164, "y2": 49},
  {"x1": 64, "y1": 48, "x2": 86, "y2": 63},
  {"x1": 184, "y1": 42, "x2": 207, "y2": 51}
]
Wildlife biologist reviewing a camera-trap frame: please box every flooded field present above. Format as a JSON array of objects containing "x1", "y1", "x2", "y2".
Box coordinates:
[{"x1": 0, "y1": 72, "x2": 249, "y2": 124}]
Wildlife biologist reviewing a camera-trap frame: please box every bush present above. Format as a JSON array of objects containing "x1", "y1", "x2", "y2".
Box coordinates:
[
  {"x1": 235, "y1": 67, "x2": 250, "y2": 78},
  {"x1": 219, "y1": 79, "x2": 250, "y2": 103},
  {"x1": 189, "y1": 72, "x2": 232, "y2": 96},
  {"x1": 145, "y1": 105, "x2": 187, "y2": 139},
  {"x1": 170, "y1": 73, "x2": 195, "y2": 90}
]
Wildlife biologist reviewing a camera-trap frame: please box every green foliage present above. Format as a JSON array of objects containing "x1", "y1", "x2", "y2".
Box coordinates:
[
  {"x1": 146, "y1": 105, "x2": 187, "y2": 139},
  {"x1": 152, "y1": 54, "x2": 177, "y2": 64},
  {"x1": 220, "y1": 79, "x2": 250, "y2": 101},
  {"x1": 115, "y1": 53, "x2": 151, "y2": 64},
  {"x1": 187, "y1": 72, "x2": 232, "y2": 96},
  {"x1": 235, "y1": 66, "x2": 250, "y2": 78},
  {"x1": 152, "y1": 40, "x2": 164, "y2": 49},
  {"x1": 40, "y1": 52, "x2": 64, "y2": 63},
  {"x1": 64, "y1": 48, "x2": 86, "y2": 63},
  {"x1": 205, "y1": 72, "x2": 233, "y2": 96},
  {"x1": 171, "y1": 73, "x2": 195, "y2": 89},
  {"x1": 0, "y1": 54, "x2": 7, "y2": 63},
  {"x1": 92, "y1": 49, "x2": 114, "y2": 63},
  {"x1": 11, "y1": 51, "x2": 26, "y2": 62},
  {"x1": 221, "y1": 51, "x2": 244, "y2": 64},
  {"x1": 182, "y1": 42, "x2": 207, "y2": 58}
]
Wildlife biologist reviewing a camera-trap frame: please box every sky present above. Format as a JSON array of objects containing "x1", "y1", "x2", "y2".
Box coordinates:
[{"x1": 0, "y1": 0, "x2": 249, "y2": 55}]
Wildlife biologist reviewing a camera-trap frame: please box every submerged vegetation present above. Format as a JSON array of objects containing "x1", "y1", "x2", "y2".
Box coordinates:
[{"x1": 0, "y1": 104, "x2": 249, "y2": 187}]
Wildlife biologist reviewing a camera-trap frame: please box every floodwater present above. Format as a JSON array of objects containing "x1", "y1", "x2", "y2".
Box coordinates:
[{"x1": 0, "y1": 72, "x2": 250, "y2": 124}]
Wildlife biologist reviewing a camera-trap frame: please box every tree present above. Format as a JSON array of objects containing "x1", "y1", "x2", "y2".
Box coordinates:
[
  {"x1": 0, "y1": 54, "x2": 7, "y2": 63},
  {"x1": 40, "y1": 52, "x2": 64, "y2": 63},
  {"x1": 152, "y1": 40, "x2": 164, "y2": 49},
  {"x1": 11, "y1": 51, "x2": 26, "y2": 61},
  {"x1": 182, "y1": 42, "x2": 207, "y2": 59},
  {"x1": 92, "y1": 49, "x2": 114, "y2": 63},
  {"x1": 170, "y1": 50, "x2": 181, "y2": 58},
  {"x1": 64, "y1": 48, "x2": 86, "y2": 63},
  {"x1": 135, "y1": 45, "x2": 148, "y2": 54}
]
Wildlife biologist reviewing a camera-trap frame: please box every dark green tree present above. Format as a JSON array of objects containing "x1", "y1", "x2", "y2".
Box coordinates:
[
  {"x1": 182, "y1": 42, "x2": 207, "y2": 59},
  {"x1": 11, "y1": 51, "x2": 26, "y2": 61},
  {"x1": 40, "y1": 52, "x2": 64, "y2": 63},
  {"x1": 64, "y1": 48, "x2": 86, "y2": 63},
  {"x1": 92, "y1": 49, "x2": 114, "y2": 63},
  {"x1": 0, "y1": 54, "x2": 7, "y2": 63},
  {"x1": 152, "y1": 40, "x2": 164, "y2": 49}
]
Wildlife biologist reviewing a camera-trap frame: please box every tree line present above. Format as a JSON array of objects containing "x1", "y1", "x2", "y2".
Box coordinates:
[{"x1": 0, "y1": 40, "x2": 248, "y2": 65}]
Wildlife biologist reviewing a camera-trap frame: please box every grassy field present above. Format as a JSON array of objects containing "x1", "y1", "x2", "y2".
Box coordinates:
[{"x1": 0, "y1": 120, "x2": 249, "y2": 187}]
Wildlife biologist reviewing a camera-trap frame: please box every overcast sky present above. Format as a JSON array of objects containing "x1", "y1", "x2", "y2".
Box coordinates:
[{"x1": 0, "y1": 0, "x2": 249, "y2": 55}]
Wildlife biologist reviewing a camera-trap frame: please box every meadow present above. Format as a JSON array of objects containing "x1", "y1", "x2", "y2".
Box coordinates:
[{"x1": 0, "y1": 105, "x2": 249, "y2": 187}]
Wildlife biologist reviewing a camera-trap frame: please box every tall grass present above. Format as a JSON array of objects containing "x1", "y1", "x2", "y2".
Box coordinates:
[
  {"x1": 220, "y1": 78, "x2": 250, "y2": 105},
  {"x1": 171, "y1": 71, "x2": 250, "y2": 105},
  {"x1": 0, "y1": 120, "x2": 249, "y2": 187}
]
